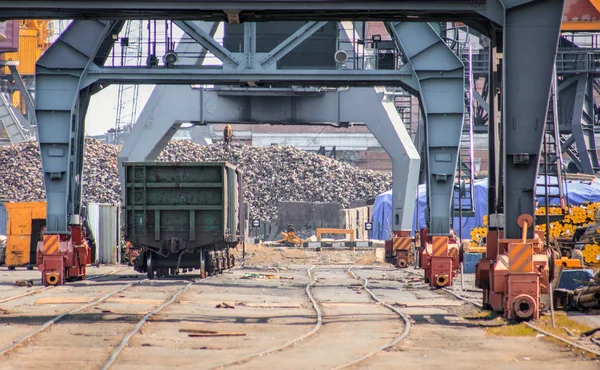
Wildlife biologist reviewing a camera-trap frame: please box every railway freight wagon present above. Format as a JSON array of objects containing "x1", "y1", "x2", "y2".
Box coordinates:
[{"x1": 123, "y1": 162, "x2": 246, "y2": 278}]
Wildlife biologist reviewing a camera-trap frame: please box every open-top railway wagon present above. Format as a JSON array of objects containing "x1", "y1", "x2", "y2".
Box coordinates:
[{"x1": 123, "y1": 162, "x2": 246, "y2": 278}]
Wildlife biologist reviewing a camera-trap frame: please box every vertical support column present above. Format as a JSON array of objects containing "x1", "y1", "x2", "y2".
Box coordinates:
[
  {"x1": 35, "y1": 20, "x2": 117, "y2": 233},
  {"x1": 487, "y1": 28, "x2": 504, "y2": 261},
  {"x1": 357, "y1": 88, "x2": 420, "y2": 235},
  {"x1": 244, "y1": 23, "x2": 257, "y2": 69},
  {"x1": 503, "y1": 0, "x2": 565, "y2": 239},
  {"x1": 390, "y1": 22, "x2": 465, "y2": 236},
  {"x1": 570, "y1": 74, "x2": 600, "y2": 174}
]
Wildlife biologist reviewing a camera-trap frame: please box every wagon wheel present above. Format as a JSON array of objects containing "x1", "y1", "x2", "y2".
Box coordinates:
[
  {"x1": 146, "y1": 252, "x2": 155, "y2": 279},
  {"x1": 224, "y1": 250, "x2": 230, "y2": 270}
]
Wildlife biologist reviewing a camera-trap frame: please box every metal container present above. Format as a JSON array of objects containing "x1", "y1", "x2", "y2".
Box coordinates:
[
  {"x1": 3, "y1": 201, "x2": 46, "y2": 268},
  {"x1": 123, "y1": 162, "x2": 246, "y2": 278},
  {"x1": 87, "y1": 203, "x2": 119, "y2": 265},
  {"x1": 124, "y1": 162, "x2": 244, "y2": 247},
  {"x1": 0, "y1": 20, "x2": 19, "y2": 53},
  {"x1": 463, "y1": 252, "x2": 483, "y2": 274},
  {"x1": 1, "y1": 21, "x2": 51, "y2": 75}
]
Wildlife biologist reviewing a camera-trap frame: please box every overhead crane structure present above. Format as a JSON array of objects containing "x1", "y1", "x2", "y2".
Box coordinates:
[{"x1": 0, "y1": 1, "x2": 564, "y2": 320}]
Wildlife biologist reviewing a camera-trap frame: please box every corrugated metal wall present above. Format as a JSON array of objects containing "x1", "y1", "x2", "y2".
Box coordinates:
[
  {"x1": 87, "y1": 203, "x2": 119, "y2": 264},
  {"x1": 0, "y1": 202, "x2": 7, "y2": 235}
]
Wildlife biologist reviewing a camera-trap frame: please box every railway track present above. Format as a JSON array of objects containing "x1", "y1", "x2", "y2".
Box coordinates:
[
  {"x1": 100, "y1": 281, "x2": 194, "y2": 370},
  {"x1": 0, "y1": 286, "x2": 53, "y2": 304},
  {"x1": 406, "y1": 270, "x2": 600, "y2": 358},
  {"x1": 209, "y1": 265, "x2": 411, "y2": 370},
  {"x1": 0, "y1": 279, "x2": 148, "y2": 357},
  {"x1": 0, "y1": 269, "x2": 232, "y2": 368},
  {"x1": 0, "y1": 267, "x2": 132, "y2": 306},
  {"x1": 206, "y1": 265, "x2": 323, "y2": 369},
  {"x1": 335, "y1": 265, "x2": 412, "y2": 370}
]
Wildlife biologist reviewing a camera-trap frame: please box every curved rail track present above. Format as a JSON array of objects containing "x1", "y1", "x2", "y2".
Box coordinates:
[
  {"x1": 207, "y1": 265, "x2": 323, "y2": 369},
  {"x1": 209, "y1": 265, "x2": 411, "y2": 370},
  {"x1": 100, "y1": 281, "x2": 195, "y2": 370},
  {"x1": 335, "y1": 266, "x2": 412, "y2": 370}
]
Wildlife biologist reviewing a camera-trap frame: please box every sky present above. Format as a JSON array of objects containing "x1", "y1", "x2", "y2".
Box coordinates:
[{"x1": 83, "y1": 23, "x2": 224, "y2": 136}]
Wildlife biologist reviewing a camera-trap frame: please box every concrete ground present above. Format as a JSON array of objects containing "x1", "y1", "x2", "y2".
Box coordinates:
[{"x1": 0, "y1": 249, "x2": 598, "y2": 370}]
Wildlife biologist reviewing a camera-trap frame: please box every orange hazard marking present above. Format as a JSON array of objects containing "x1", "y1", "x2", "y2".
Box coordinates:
[
  {"x1": 508, "y1": 243, "x2": 533, "y2": 272},
  {"x1": 43, "y1": 235, "x2": 60, "y2": 254},
  {"x1": 393, "y1": 237, "x2": 411, "y2": 251},
  {"x1": 432, "y1": 236, "x2": 448, "y2": 257}
]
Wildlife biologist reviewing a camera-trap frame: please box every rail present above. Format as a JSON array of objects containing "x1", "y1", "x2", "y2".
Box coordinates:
[
  {"x1": 0, "y1": 267, "x2": 130, "y2": 305},
  {"x1": 440, "y1": 283, "x2": 600, "y2": 358},
  {"x1": 208, "y1": 265, "x2": 323, "y2": 369},
  {"x1": 335, "y1": 266, "x2": 412, "y2": 370},
  {"x1": 0, "y1": 280, "x2": 146, "y2": 357},
  {"x1": 101, "y1": 281, "x2": 195, "y2": 370}
]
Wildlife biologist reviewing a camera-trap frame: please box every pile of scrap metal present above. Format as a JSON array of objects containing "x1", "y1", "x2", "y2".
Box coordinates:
[
  {"x1": 574, "y1": 273, "x2": 600, "y2": 311},
  {"x1": 553, "y1": 268, "x2": 595, "y2": 310},
  {"x1": 276, "y1": 224, "x2": 305, "y2": 247}
]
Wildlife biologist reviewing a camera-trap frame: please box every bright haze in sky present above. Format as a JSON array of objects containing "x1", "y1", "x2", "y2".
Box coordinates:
[{"x1": 84, "y1": 23, "x2": 224, "y2": 136}]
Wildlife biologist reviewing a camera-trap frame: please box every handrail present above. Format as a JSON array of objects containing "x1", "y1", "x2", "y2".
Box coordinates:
[{"x1": 459, "y1": 48, "x2": 600, "y2": 75}]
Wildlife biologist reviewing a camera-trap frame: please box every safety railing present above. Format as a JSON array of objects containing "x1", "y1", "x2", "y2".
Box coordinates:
[
  {"x1": 459, "y1": 48, "x2": 600, "y2": 76},
  {"x1": 555, "y1": 49, "x2": 600, "y2": 74}
]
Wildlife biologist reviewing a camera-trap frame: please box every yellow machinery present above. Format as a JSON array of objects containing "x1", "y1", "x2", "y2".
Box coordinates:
[
  {"x1": 4, "y1": 202, "x2": 46, "y2": 269},
  {"x1": 0, "y1": 20, "x2": 52, "y2": 114},
  {"x1": 554, "y1": 257, "x2": 584, "y2": 269},
  {"x1": 1, "y1": 20, "x2": 51, "y2": 74},
  {"x1": 276, "y1": 224, "x2": 304, "y2": 246},
  {"x1": 276, "y1": 231, "x2": 304, "y2": 246},
  {"x1": 316, "y1": 228, "x2": 355, "y2": 241}
]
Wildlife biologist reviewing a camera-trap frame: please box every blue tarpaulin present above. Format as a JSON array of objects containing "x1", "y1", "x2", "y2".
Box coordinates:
[{"x1": 370, "y1": 176, "x2": 600, "y2": 241}]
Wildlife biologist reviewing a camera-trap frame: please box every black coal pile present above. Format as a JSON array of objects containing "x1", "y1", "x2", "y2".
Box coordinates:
[{"x1": 0, "y1": 139, "x2": 391, "y2": 220}]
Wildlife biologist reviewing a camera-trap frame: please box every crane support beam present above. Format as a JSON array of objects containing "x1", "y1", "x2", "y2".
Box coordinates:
[
  {"x1": 389, "y1": 21, "x2": 465, "y2": 236},
  {"x1": 35, "y1": 20, "x2": 122, "y2": 234},
  {"x1": 502, "y1": 0, "x2": 564, "y2": 239},
  {"x1": 122, "y1": 86, "x2": 419, "y2": 232},
  {"x1": 82, "y1": 66, "x2": 415, "y2": 86},
  {"x1": 259, "y1": 21, "x2": 328, "y2": 69},
  {"x1": 173, "y1": 20, "x2": 240, "y2": 68},
  {"x1": 0, "y1": 1, "x2": 490, "y2": 21},
  {"x1": 558, "y1": 74, "x2": 600, "y2": 174}
]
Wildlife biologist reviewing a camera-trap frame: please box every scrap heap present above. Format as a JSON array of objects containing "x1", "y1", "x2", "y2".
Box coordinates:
[{"x1": 0, "y1": 139, "x2": 391, "y2": 221}]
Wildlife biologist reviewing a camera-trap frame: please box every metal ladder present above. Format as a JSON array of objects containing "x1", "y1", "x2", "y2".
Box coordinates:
[
  {"x1": 537, "y1": 67, "x2": 567, "y2": 209},
  {"x1": 393, "y1": 91, "x2": 415, "y2": 141},
  {"x1": 454, "y1": 41, "x2": 475, "y2": 217}
]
